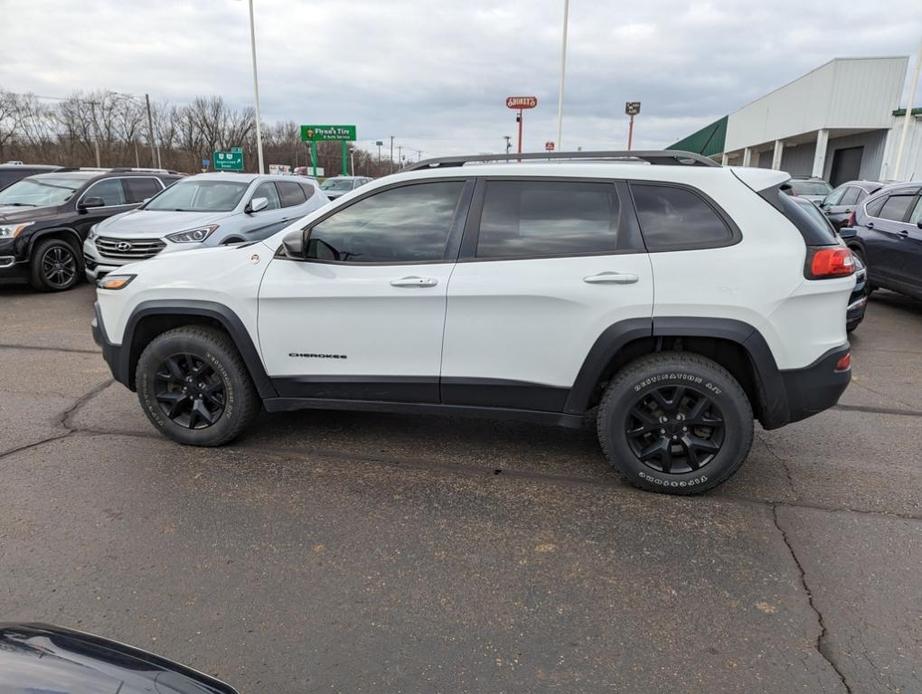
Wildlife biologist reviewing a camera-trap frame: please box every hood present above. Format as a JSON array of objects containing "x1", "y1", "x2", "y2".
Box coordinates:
[
  {"x1": 96, "y1": 208, "x2": 236, "y2": 236},
  {"x1": 0, "y1": 204, "x2": 66, "y2": 224}
]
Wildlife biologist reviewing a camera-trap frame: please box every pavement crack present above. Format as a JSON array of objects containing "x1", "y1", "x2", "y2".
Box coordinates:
[
  {"x1": 834, "y1": 403, "x2": 922, "y2": 418},
  {"x1": 772, "y1": 505, "x2": 852, "y2": 694},
  {"x1": 758, "y1": 435, "x2": 797, "y2": 499},
  {"x1": 59, "y1": 378, "x2": 114, "y2": 431},
  {"x1": 0, "y1": 432, "x2": 74, "y2": 462},
  {"x1": 0, "y1": 343, "x2": 99, "y2": 355}
]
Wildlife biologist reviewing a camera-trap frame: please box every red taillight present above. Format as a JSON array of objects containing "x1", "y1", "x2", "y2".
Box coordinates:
[
  {"x1": 834, "y1": 352, "x2": 851, "y2": 372},
  {"x1": 846, "y1": 210, "x2": 856, "y2": 227},
  {"x1": 806, "y1": 246, "x2": 855, "y2": 279}
]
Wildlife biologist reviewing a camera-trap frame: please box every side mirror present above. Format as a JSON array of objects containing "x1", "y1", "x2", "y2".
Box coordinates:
[
  {"x1": 282, "y1": 229, "x2": 305, "y2": 258},
  {"x1": 78, "y1": 196, "x2": 105, "y2": 212},
  {"x1": 246, "y1": 197, "x2": 269, "y2": 214}
]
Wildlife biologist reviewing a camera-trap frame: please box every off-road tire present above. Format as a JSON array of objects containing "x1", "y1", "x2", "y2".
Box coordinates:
[
  {"x1": 597, "y1": 352, "x2": 754, "y2": 495},
  {"x1": 136, "y1": 326, "x2": 260, "y2": 446}
]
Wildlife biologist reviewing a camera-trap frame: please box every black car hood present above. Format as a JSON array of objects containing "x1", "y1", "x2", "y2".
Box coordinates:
[
  {"x1": 0, "y1": 204, "x2": 67, "y2": 224},
  {"x1": 0, "y1": 623, "x2": 238, "y2": 694}
]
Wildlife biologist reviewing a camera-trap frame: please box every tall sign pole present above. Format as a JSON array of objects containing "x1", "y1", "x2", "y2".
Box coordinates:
[
  {"x1": 625, "y1": 101, "x2": 641, "y2": 151},
  {"x1": 556, "y1": 0, "x2": 570, "y2": 150},
  {"x1": 247, "y1": 0, "x2": 265, "y2": 174},
  {"x1": 506, "y1": 96, "x2": 538, "y2": 155}
]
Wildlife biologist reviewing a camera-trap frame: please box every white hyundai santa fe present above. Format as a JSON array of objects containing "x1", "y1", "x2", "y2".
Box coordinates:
[
  {"x1": 83, "y1": 172, "x2": 328, "y2": 280},
  {"x1": 91, "y1": 151, "x2": 855, "y2": 495}
]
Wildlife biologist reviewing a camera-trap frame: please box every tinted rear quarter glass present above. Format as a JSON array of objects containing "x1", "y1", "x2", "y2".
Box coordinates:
[
  {"x1": 277, "y1": 180, "x2": 307, "y2": 207},
  {"x1": 879, "y1": 194, "x2": 915, "y2": 222},
  {"x1": 476, "y1": 180, "x2": 619, "y2": 258},
  {"x1": 630, "y1": 183, "x2": 733, "y2": 251},
  {"x1": 123, "y1": 177, "x2": 162, "y2": 203},
  {"x1": 865, "y1": 195, "x2": 887, "y2": 217}
]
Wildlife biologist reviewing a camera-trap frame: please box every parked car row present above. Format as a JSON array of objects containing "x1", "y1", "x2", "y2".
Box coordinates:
[{"x1": 0, "y1": 164, "x2": 369, "y2": 290}]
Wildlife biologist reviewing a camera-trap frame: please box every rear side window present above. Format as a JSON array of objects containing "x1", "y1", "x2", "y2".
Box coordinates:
[
  {"x1": 630, "y1": 183, "x2": 734, "y2": 251},
  {"x1": 299, "y1": 183, "x2": 316, "y2": 200},
  {"x1": 879, "y1": 194, "x2": 914, "y2": 222},
  {"x1": 276, "y1": 180, "x2": 307, "y2": 207},
  {"x1": 839, "y1": 187, "x2": 861, "y2": 206},
  {"x1": 476, "y1": 180, "x2": 619, "y2": 258},
  {"x1": 123, "y1": 177, "x2": 162, "y2": 204},
  {"x1": 865, "y1": 195, "x2": 886, "y2": 217}
]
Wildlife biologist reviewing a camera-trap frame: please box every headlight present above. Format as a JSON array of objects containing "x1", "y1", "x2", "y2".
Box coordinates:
[
  {"x1": 87, "y1": 223, "x2": 99, "y2": 240},
  {"x1": 165, "y1": 225, "x2": 218, "y2": 244},
  {"x1": 97, "y1": 274, "x2": 136, "y2": 290},
  {"x1": 0, "y1": 222, "x2": 33, "y2": 239}
]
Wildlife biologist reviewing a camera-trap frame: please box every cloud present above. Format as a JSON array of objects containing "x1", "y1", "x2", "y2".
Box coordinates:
[{"x1": 1, "y1": 0, "x2": 920, "y2": 156}]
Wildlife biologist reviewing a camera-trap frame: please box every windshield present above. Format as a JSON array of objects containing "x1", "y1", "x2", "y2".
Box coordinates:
[
  {"x1": 321, "y1": 178, "x2": 355, "y2": 192},
  {"x1": 144, "y1": 180, "x2": 249, "y2": 212},
  {"x1": 788, "y1": 180, "x2": 832, "y2": 196},
  {"x1": 0, "y1": 176, "x2": 86, "y2": 207}
]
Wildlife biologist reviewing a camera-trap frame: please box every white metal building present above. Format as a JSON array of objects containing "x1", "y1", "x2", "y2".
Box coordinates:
[{"x1": 671, "y1": 57, "x2": 922, "y2": 184}]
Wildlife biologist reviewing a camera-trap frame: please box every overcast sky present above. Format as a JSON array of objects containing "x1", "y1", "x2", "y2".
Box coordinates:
[{"x1": 2, "y1": 0, "x2": 921, "y2": 158}]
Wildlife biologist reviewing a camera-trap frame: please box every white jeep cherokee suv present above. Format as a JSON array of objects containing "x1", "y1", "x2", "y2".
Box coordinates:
[{"x1": 92, "y1": 151, "x2": 855, "y2": 495}]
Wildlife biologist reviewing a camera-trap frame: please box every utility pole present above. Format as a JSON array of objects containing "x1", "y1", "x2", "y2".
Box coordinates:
[
  {"x1": 389, "y1": 135, "x2": 395, "y2": 172},
  {"x1": 88, "y1": 100, "x2": 101, "y2": 168},
  {"x1": 376, "y1": 140, "x2": 383, "y2": 163},
  {"x1": 144, "y1": 93, "x2": 158, "y2": 168},
  {"x1": 504, "y1": 135, "x2": 511, "y2": 154},
  {"x1": 894, "y1": 40, "x2": 922, "y2": 181},
  {"x1": 397, "y1": 145, "x2": 403, "y2": 168},
  {"x1": 556, "y1": 0, "x2": 570, "y2": 150}
]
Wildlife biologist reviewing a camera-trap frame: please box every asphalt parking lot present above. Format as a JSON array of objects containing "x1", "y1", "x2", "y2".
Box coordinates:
[{"x1": 1, "y1": 284, "x2": 920, "y2": 693}]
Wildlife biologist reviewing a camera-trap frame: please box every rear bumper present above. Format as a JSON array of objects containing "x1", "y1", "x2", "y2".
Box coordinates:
[{"x1": 773, "y1": 345, "x2": 851, "y2": 427}]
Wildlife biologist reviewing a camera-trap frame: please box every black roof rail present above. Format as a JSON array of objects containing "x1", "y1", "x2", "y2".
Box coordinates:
[{"x1": 402, "y1": 149, "x2": 719, "y2": 172}]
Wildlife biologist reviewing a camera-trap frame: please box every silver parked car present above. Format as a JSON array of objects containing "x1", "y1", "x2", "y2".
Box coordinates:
[
  {"x1": 83, "y1": 172, "x2": 328, "y2": 280},
  {"x1": 319, "y1": 175, "x2": 372, "y2": 200}
]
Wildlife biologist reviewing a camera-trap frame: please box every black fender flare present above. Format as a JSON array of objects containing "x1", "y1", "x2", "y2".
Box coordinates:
[
  {"x1": 24, "y1": 226, "x2": 83, "y2": 260},
  {"x1": 563, "y1": 316, "x2": 789, "y2": 428},
  {"x1": 118, "y1": 300, "x2": 277, "y2": 399}
]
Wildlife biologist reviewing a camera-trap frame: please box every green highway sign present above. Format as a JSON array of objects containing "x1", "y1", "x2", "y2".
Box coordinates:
[
  {"x1": 300, "y1": 124, "x2": 357, "y2": 141},
  {"x1": 213, "y1": 149, "x2": 244, "y2": 171}
]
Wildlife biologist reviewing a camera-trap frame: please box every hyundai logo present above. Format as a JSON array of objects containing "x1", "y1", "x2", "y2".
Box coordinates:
[{"x1": 116, "y1": 241, "x2": 133, "y2": 252}]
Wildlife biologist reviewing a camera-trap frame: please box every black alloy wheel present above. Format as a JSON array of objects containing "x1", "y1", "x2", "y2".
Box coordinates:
[
  {"x1": 40, "y1": 244, "x2": 77, "y2": 289},
  {"x1": 153, "y1": 353, "x2": 227, "y2": 429},
  {"x1": 624, "y1": 385, "x2": 725, "y2": 474}
]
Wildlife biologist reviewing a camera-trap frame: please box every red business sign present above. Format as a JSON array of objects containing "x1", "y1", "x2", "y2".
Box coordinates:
[
  {"x1": 506, "y1": 96, "x2": 538, "y2": 109},
  {"x1": 545, "y1": 141, "x2": 555, "y2": 151}
]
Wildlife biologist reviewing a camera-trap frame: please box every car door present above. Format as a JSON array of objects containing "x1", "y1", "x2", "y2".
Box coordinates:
[
  {"x1": 258, "y1": 178, "x2": 473, "y2": 402},
  {"x1": 863, "y1": 189, "x2": 918, "y2": 286},
  {"x1": 441, "y1": 178, "x2": 653, "y2": 411},
  {"x1": 240, "y1": 180, "x2": 288, "y2": 240},
  {"x1": 72, "y1": 177, "x2": 137, "y2": 236}
]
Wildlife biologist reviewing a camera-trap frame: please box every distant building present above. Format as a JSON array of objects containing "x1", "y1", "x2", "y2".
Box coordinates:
[{"x1": 670, "y1": 57, "x2": 921, "y2": 184}]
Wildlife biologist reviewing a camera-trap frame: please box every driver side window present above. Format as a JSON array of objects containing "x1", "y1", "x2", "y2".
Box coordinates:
[
  {"x1": 252, "y1": 181, "x2": 281, "y2": 210},
  {"x1": 305, "y1": 181, "x2": 465, "y2": 263}
]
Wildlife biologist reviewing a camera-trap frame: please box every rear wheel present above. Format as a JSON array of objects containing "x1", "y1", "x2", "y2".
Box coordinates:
[
  {"x1": 29, "y1": 238, "x2": 81, "y2": 291},
  {"x1": 136, "y1": 326, "x2": 260, "y2": 446},
  {"x1": 596, "y1": 352, "x2": 753, "y2": 495}
]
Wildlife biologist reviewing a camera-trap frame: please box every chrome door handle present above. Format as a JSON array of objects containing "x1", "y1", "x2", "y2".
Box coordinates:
[
  {"x1": 583, "y1": 272, "x2": 639, "y2": 285},
  {"x1": 390, "y1": 276, "x2": 438, "y2": 288}
]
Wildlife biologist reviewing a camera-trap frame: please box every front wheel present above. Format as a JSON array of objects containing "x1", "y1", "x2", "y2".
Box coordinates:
[
  {"x1": 596, "y1": 352, "x2": 754, "y2": 495},
  {"x1": 135, "y1": 326, "x2": 260, "y2": 446},
  {"x1": 29, "y1": 238, "x2": 82, "y2": 291}
]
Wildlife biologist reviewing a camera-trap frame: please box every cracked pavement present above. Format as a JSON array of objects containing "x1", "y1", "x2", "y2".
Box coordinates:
[{"x1": 1, "y1": 284, "x2": 920, "y2": 693}]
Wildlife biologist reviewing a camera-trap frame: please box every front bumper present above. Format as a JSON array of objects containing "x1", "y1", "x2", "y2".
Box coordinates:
[{"x1": 92, "y1": 301, "x2": 124, "y2": 385}]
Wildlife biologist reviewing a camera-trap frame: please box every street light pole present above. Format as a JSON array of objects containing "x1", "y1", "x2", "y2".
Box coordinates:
[
  {"x1": 246, "y1": 0, "x2": 265, "y2": 174},
  {"x1": 555, "y1": 0, "x2": 570, "y2": 150}
]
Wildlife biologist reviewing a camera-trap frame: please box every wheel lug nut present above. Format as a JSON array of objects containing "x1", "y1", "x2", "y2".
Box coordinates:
[
  {"x1": 660, "y1": 428, "x2": 666, "y2": 434},
  {"x1": 672, "y1": 435, "x2": 678, "y2": 440},
  {"x1": 683, "y1": 426, "x2": 688, "y2": 432}
]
